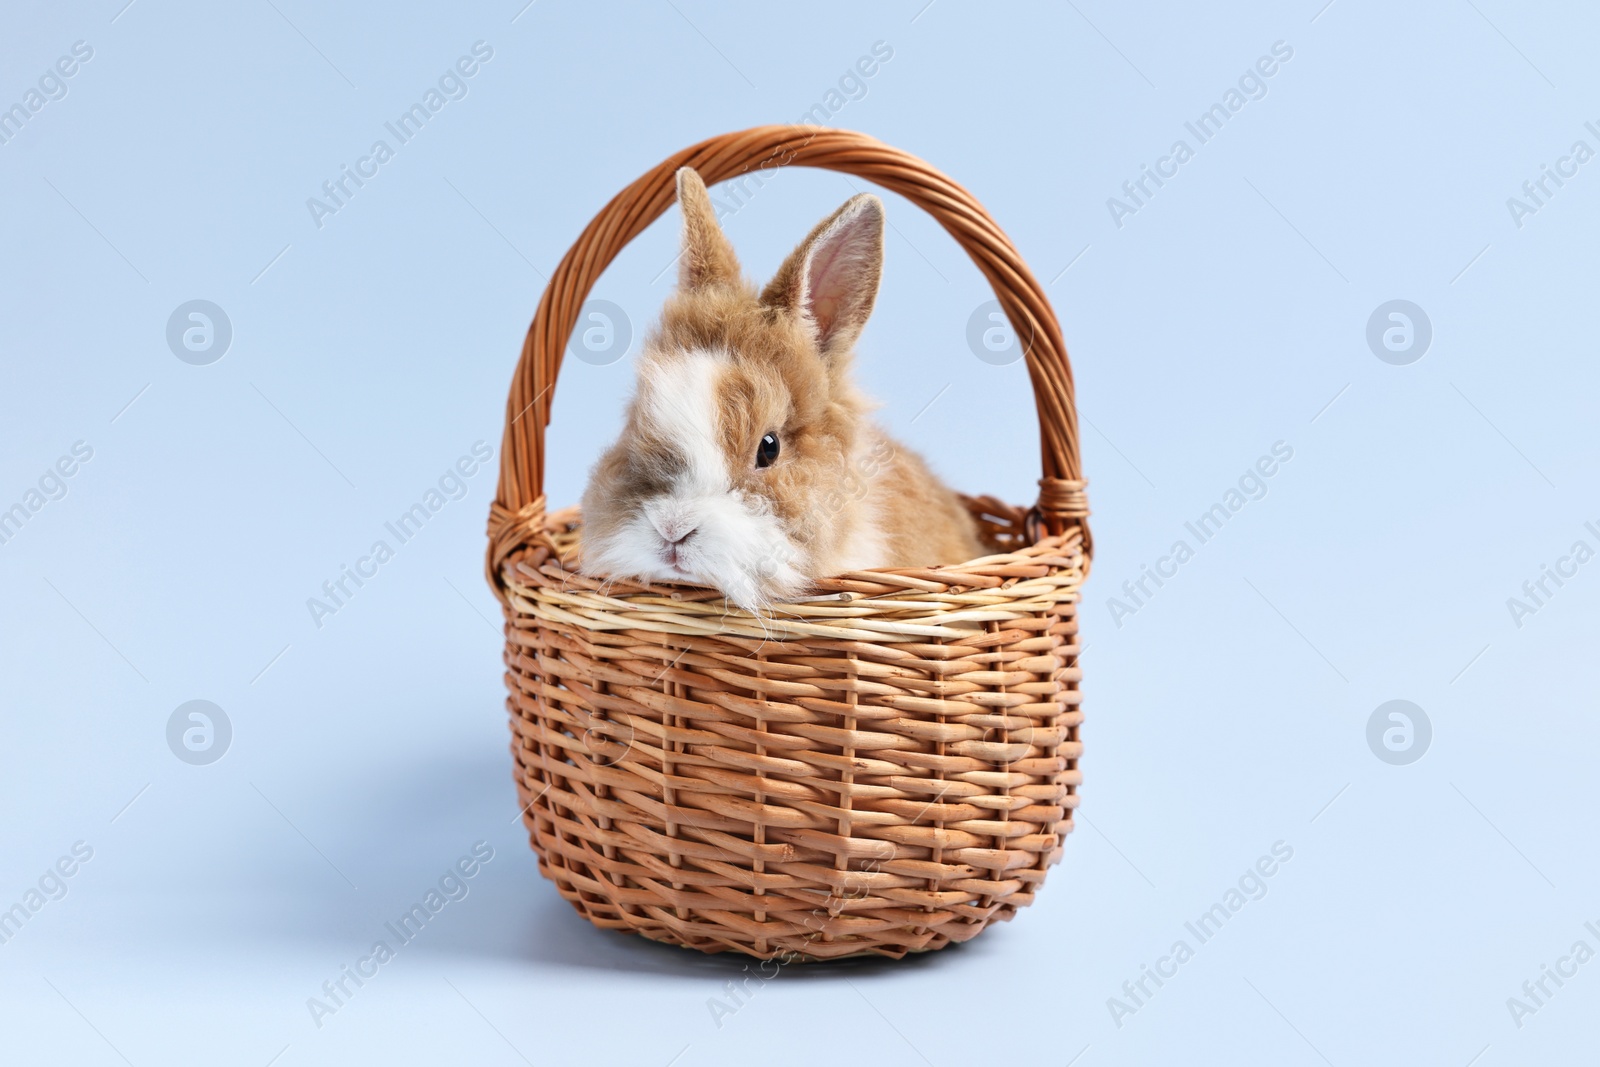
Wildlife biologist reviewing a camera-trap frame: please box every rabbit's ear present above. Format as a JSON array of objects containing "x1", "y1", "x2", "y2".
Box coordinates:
[
  {"x1": 675, "y1": 168, "x2": 742, "y2": 290},
  {"x1": 761, "y1": 193, "x2": 884, "y2": 363}
]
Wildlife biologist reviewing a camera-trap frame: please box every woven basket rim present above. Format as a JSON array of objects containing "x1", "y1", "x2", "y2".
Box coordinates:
[{"x1": 506, "y1": 495, "x2": 1081, "y2": 598}]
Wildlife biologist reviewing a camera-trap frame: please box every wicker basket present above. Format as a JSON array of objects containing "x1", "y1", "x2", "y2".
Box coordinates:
[{"x1": 486, "y1": 126, "x2": 1091, "y2": 960}]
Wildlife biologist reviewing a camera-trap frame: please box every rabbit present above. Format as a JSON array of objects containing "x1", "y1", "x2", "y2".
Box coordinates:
[{"x1": 579, "y1": 166, "x2": 985, "y2": 612}]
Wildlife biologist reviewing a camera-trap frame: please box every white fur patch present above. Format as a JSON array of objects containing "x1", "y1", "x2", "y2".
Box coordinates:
[
  {"x1": 642, "y1": 350, "x2": 726, "y2": 498},
  {"x1": 582, "y1": 348, "x2": 807, "y2": 612}
]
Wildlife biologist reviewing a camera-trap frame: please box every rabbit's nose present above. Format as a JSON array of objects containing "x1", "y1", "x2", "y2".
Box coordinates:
[{"x1": 651, "y1": 513, "x2": 697, "y2": 544}]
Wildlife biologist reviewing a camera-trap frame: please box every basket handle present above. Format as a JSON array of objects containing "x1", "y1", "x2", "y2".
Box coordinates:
[{"x1": 490, "y1": 126, "x2": 1091, "y2": 589}]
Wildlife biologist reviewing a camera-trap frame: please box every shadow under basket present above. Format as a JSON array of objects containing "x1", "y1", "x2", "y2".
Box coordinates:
[{"x1": 486, "y1": 126, "x2": 1092, "y2": 961}]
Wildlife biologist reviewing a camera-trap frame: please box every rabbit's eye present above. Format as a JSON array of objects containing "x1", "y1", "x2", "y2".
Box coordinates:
[{"x1": 756, "y1": 432, "x2": 780, "y2": 468}]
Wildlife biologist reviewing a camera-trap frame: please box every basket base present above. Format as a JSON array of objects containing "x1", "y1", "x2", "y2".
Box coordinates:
[
  {"x1": 534, "y1": 846, "x2": 1036, "y2": 961},
  {"x1": 501, "y1": 500, "x2": 1084, "y2": 963}
]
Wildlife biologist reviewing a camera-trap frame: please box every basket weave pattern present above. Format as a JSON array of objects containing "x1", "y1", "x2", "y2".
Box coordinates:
[{"x1": 487, "y1": 127, "x2": 1091, "y2": 959}]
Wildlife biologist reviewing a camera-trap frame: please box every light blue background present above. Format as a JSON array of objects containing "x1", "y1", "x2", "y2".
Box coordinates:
[{"x1": 2, "y1": 0, "x2": 1596, "y2": 1063}]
